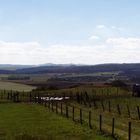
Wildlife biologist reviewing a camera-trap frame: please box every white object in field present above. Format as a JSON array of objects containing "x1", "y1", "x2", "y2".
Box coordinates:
[{"x1": 35, "y1": 96, "x2": 70, "y2": 101}]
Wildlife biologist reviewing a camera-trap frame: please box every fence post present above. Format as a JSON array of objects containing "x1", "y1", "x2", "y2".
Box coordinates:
[
  {"x1": 137, "y1": 106, "x2": 140, "y2": 119},
  {"x1": 109, "y1": 101, "x2": 111, "y2": 112},
  {"x1": 34, "y1": 93, "x2": 37, "y2": 103},
  {"x1": 52, "y1": 102, "x2": 54, "y2": 112},
  {"x1": 76, "y1": 92, "x2": 80, "y2": 103},
  {"x1": 93, "y1": 100, "x2": 97, "y2": 109},
  {"x1": 128, "y1": 122, "x2": 131, "y2": 140},
  {"x1": 80, "y1": 93, "x2": 83, "y2": 104},
  {"x1": 112, "y1": 118, "x2": 115, "y2": 137},
  {"x1": 56, "y1": 102, "x2": 58, "y2": 114},
  {"x1": 99, "y1": 115, "x2": 102, "y2": 131},
  {"x1": 38, "y1": 93, "x2": 40, "y2": 104},
  {"x1": 66, "y1": 105, "x2": 68, "y2": 118},
  {"x1": 48, "y1": 101, "x2": 50, "y2": 111},
  {"x1": 72, "y1": 106, "x2": 75, "y2": 121},
  {"x1": 61, "y1": 103, "x2": 63, "y2": 115},
  {"x1": 7, "y1": 92, "x2": 9, "y2": 100},
  {"x1": 29, "y1": 92, "x2": 32, "y2": 102},
  {"x1": 45, "y1": 100, "x2": 47, "y2": 107},
  {"x1": 80, "y1": 109, "x2": 82, "y2": 124},
  {"x1": 89, "y1": 111, "x2": 92, "y2": 129},
  {"x1": 101, "y1": 101, "x2": 105, "y2": 111},
  {"x1": 127, "y1": 105, "x2": 130, "y2": 118},
  {"x1": 117, "y1": 104, "x2": 121, "y2": 115},
  {"x1": 117, "y1": 88, "x2": 119, "y2": 95}
]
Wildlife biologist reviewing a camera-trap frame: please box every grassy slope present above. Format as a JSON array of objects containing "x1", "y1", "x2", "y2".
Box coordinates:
[
  {"x1": 0, "y1": 103, "x2": 115, "y2": 140},
  {"x1": 0, "y1": 81, "x2": 36, "y2": 91}
]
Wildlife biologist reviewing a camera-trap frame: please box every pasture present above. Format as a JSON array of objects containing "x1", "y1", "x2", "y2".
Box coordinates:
[
  {"x1": 0, "y1": 103, "x2": 114, "y2": 140},
  {"x1": 0, "y1": 81, "x2": 36, "y2": 91},
  {"x1": 0, "y1": 84, "x2": 140, "y2": 139},
  {"x1": 29, "y1": 85, "x2": 140, "y2": 140}
]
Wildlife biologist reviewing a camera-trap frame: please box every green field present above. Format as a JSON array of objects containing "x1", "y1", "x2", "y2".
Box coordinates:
[
  {"x1": 31, "y1": 86, "x2": 139, "y2": 140},
  {"x1": 0, "y1": 83, "x2": 139, "y2": 139},
  {"x1": 0, "y1": 103, "x2": 115, "y2": 140},
  {"x1": 0, "y1": 81, "x2": 36, "y2": 91}
]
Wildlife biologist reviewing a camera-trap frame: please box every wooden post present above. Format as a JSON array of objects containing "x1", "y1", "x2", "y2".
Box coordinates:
[
  {"x1": 117, "y1": 104, "x2": 121, "y2": 115},
  {"x1": 137, "y1": 106, "x2": 140, "y2": 119},
  {"x1": 7, "y1": 92, "x2": 9, "y2": 100},
  {"x1": 76, "y1": 92, "x2": 80, "y2": 103},
  {"x1": 13, "y1": 93, "x2": 16, "y2": 102},
  {"x1": 127, "y1": 105, "x2": 130, "y2": 118},
  {"x1": 93, "y1": 100, "x2": 97, "y2": 109},
  {"x1": 80, "y1": 109, "x2": 82, "y2": 124},
  {"x1": 41, "y1": 97, "x2": 43, "y2": 105},
  {"x1": 61, "y1": 103, "x2": 63, "y2": 115},
  {"x1": 3, "y1": 89, "x2": 5, "y2": 99},
  {"x1": 35, "y1": 93, "x2": 37, "y2": 103},
  {"x1": 101, "y1": 101, "x2": 105, "y2": 111},
  {"x1": 17, "y1": 92, "x2": 19, "y2": 102},
  {"x1": 44, "y1": 100, "x2": 47, "y2": 107},
  {"x1": 72, "y1": 106, "x2": 75, "y2": 121},
  {"x1": 80, "y1": 93, "x2": 83, "y2": 104},
  {"x1": 107, "y1": 88, "x2": 109, "y2": 96},
  {"x1": 52, "y1": 102, "x2": 54, "y2": 112},
  {"x1": 66, "y1": 105, "x2": 68, "y2": 118},
  {"x1": 37, "y1": 93, "x2": 40, "y2": 103},
  {"x1": 48, "y1": 102, "x2": 50, "y2": 111},
  {"x1": 99, "y1": 115, "x2": 102, "y2": 131},
  {"x1": 112, "y1": 118, "x2": 115, "y2": 137},
  {"x1": 29, "y1": 92, "x2": 32, "y2": 102},
  {"x1": 117, "y1": 88, "x2": 119, "y2": 95},
  {"x1": 109, "y1": 101, "x2": 111, "y2": 112},
  {"x1": 128, "y1": 122, "x2": 131, "y2": 140},
  {"x1": 56, "y1": 102, "x2": 58, "y2": 114},
  {"x1": 89, "y1": 111, "x2": 92, "y2": 129}
]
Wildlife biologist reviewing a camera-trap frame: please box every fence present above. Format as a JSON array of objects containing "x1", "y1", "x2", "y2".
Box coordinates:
[
  {"x1": 36, "y1": 99, "x2": 133, "y2": 140},
  {"x1": 75, "y1": 92, "x2": 140, "y2": 120},
  {"x1": 0, "y1": 90, "x2": 140, "y2": 140}
]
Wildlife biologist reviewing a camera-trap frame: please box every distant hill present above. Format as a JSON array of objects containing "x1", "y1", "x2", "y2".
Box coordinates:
[
  {"x1": 14, "y1": 63, "x2": 140, "y2": 74},
  {"x1": 0, "y1": 64, "x2": 35, "y2": 70},
  {"x1": 0, "y1": 63, "x2": 139, "y2": 82},
  {"x1": 0, "y1": 63, "x2": 140, "y2": 82},
  {"x1": 0, "y1": 63, "x2": 77, "y2": 70}
]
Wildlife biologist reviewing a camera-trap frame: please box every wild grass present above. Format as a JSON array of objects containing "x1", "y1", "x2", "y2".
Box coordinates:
[
  {"x1": 0, "y1": 81, "x2": 36, "y2": 91},
  {"x1": 0, "y1": 103, "x2": 115, "y2": 140}
]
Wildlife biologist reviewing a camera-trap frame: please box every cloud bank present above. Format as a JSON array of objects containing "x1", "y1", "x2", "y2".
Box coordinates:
[{"x1": 0, "y1": 37, "x2": 140, "y2": 65}]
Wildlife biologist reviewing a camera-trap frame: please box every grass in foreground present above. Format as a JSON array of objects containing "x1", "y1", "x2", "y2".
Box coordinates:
[{"x1": 0, "y1": 103, "x2": 115, "y2": 140}]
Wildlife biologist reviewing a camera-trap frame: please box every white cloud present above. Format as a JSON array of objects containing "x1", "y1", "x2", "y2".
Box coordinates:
[
  {"x1": 0, "y1": 36, "x2": 140, "y2": 65},
  {"x1": 96, "y1": 25, "x2": 106, "y2": 29},
  {"x1": 89, "y1": 35, "x2": 100, "y2": 40},
  {"x1": 93, "y1": 25, "x2": 123, "y2": 39}
]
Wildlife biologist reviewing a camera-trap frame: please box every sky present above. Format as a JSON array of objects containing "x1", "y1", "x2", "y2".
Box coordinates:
[{"x1": 0, "y1": 0, "x2": 140, "y2": 65}]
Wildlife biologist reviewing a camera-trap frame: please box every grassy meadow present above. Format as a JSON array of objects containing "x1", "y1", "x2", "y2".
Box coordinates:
[
  {"x1": 0, "y1": 81, "x2": 36, "y2": 91},
  {"x1": 31, "y1": 85, "x2": 140, "y2": 140},
  {"x1": 0, "y1": 78, "x2": 139, "y2": 139},
  {"x1": 0, "y1": 103, "x2": 115, "y2": 140}
]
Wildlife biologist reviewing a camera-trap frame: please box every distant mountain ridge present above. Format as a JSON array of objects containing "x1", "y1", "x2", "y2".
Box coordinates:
[
  {"x1": 0, "y1": 63, "x2": 140, "y2": 76},
  {"x1": 0, "y1": 64, "x2": 35, "y2": 70},
  {"x1": 0, "y1": 63, "x2": 77, "y2": 70}
]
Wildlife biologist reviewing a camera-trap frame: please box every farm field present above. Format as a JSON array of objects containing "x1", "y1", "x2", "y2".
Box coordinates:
[
  {"x1": 0, "y1": 103, "x2": 115, "y2": 140},
  {"x1": 0, "y1": 81, "x2": 36, "y2": 91}
]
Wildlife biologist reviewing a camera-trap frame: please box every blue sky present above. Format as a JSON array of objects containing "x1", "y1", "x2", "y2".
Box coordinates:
[{"x1": 0, "y1": 0, "x2": 140, "y2": 64}]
